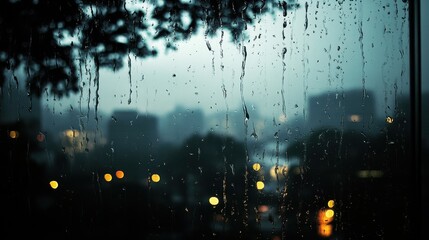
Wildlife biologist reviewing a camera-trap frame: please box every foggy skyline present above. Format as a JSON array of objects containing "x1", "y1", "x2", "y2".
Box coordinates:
[{"x1": 30, "y1": 0, "x2": 420, "y2": 123}]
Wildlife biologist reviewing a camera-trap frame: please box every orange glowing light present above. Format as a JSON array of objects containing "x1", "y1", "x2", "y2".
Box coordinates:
[
  {"x1": 318, "y1": 209, "x2": 334, "y2": 224},
  {"x1": 115, "y1": 170, "x2": 124, "y2": 179},
  {"x1": 9, "y1": 130, "x2": 19, "y2": 139},
  {"x1": 327, "y1": 200, "x2": 335, "y2": 208},
  {"x1": 318, "y1": 208, "x2": 334, "y2": 237},
  {"x1": 104, "y1": 173, "x2": 112, "y2": 182},
  {"x1": 318, "y1": 223, "x2": 333, "y2": 237}
]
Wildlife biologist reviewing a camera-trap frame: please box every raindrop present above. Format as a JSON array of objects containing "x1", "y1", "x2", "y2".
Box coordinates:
[
  {"x1": 274, "y1": 131, "x2": 279, "y2": 139},
  {"x1": 250, "y1": 132, "x2": 258, "y2": 139},
  {"x1": 205, "y1": 40, "x2": 212, "y2": 51},
  {"x1": 229, "y1": 164, "x2": 235, "y2": 175},
  {"x1": 281, "y1": 1, "x2": 288, "y2": 17},
  {"x1": 304, "y1": 2, "x2": 309, "y2": 30}
]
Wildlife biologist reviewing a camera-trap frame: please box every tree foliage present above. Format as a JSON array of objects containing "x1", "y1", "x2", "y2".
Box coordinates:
[{"x1": 0, "y1": 0, "x2": 299, "y2": 97}]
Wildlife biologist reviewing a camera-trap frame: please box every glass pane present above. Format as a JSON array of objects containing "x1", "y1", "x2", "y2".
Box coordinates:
[{"x1": 0, "y1": 0, "x2": 422, "y2": 239}]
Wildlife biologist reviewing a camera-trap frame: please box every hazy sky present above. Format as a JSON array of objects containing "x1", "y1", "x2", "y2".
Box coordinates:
[{"x1": 41, "y1": 0, "x2": 425, "y2": 124}]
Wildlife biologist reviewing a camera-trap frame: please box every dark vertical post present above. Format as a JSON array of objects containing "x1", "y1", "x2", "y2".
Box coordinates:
[{"x1": 409, "y1": 0, "x2": 421, "y2": 239}]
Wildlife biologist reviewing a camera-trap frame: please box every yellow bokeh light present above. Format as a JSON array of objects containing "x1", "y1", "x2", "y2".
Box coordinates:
[
  {"x1": 49, "y1": 180, "x2": 59, "y2": 189},
  {"x1": 115, "y1": 170, "x2": 124, "y2": 179},
  {"x1": 65, "y1": 129, "x2": 79, "y2": 138},
  {"x1": 256, "y1": 181, "x2": 265, "y2": 190},
  {"x1": 104, "y1": 173, "x2": 112, "y2": 182},
  {"x1": 209, "y1": 196, "x2": 219, "y2": 206},
  {"x1": 327, "y1": 200, "x2": 335, "y2": 208},
  {"x1": 325, "y1": 209, "x2": 335, "y2": 218},
  {"x1": 151, "y1": 174, "x2": 161, "y2": 183},
  {"x1": 386, "y1": 116, "x2": 394, "y2": 124},
  {"x1": 252, "y1": 163, "x2": 261, "y2": 171},
  {"x1": 9, "y1": 130, "x2": 19, "y2": 139},
  {"x1": 269, "y1": 165, "x2": 288, "y2": 178}
]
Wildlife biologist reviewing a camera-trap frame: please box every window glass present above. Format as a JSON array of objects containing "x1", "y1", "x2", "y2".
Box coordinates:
[{"x1": 0, "y1": 0, "x2": 423, "y2": 239}]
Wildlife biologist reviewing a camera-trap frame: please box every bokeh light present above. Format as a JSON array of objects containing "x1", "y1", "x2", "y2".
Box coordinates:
[
  {"x1": 104, "y1": 173, "x2": 113, "y2": 182},
  {"x1": 252, "y1": 163, "x2": 261, "y2": 171},
  {"x1": 151, "y1": 174, "x2": 161, "y2": 183},
  {"x1": 115, "y1": 170, "x2": 124, "y2": 179},
  {"x1": 49, "y1": 180, "x2": 59, "y2": 189},
  {"x1": 9, "y1": 130, "x2": 19, "y2": 139},
  {"x1": 209, "y1": 196, "x2": 219, "y2": 206},
  {"x1": 256, "y1": 181, "x2": 265, "y2": 190}
]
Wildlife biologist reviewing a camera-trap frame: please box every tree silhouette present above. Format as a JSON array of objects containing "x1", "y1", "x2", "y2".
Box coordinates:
[{"x1": 0, "y1": 0, "x2": 299, "y2": 97}]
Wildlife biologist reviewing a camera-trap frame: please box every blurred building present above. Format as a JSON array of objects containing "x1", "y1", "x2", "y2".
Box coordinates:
[
  {"x1": 159, "y1": 106, "x2": 205, "y2": 145},
  {"x1": 0, "y1": 86, "x2": 43, "y2": 162},
  {"x1": 307, "y1": 89, "x2": 376, "y2": 132},
  {"x1": 108, "y1": 110, "x2": 159, "y2": 182},
  {"x1": 0, "y1": 86, "x2": 41, "y2": 131}
]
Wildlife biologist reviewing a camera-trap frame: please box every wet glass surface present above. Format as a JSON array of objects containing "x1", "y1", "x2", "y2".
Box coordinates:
[{"x1": 0, "y1": 0, "x2": 427, "y2": 239}]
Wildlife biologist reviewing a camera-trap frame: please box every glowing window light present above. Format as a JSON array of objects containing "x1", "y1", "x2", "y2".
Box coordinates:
[
  {"x1": 209, "y1": 196, "x2": 219, "y2": 206},
  {"x1": 318, "y1": 209, "x2": 334, "y2": 224},
  {"x1": 256, "y1": 181, "x2": 265, "y2": 190},
  {"x1": 349, "y1": 114, "x2": 361, "y2": 122},
  {"x1": 49, "y1": 180, "x2": 59, "y2": 189},
  {"x1": 65, "y1": 129, "x2": 79, "y2": 138},
  {"x1": 151, "y1": 174, "x2": 160, "y2": 183},
  {"x1": 386, "y1": 116, "x2": 394, "y2": 124},
  {"x1": 115, "y1": 170, "x2": 124, "y2": 179},
  {"x1": 9, "y1": 130, "x2": 19, "y2": 139},
  {"x1": 269, "y1": 165, "x2": 288, "y2": 179},
  {"x1": 327, "y1": 200, "x2": 335, "y2": 208},
  {"x1": 104, "y1": 173, "x2": 112, "y2": 182},
  {"x1": 318, "y1": 223, "x2": 333, "y2": 237},
  {"x1": 357, "y1": 170, "x2": 384, "y2": 178},
  {"x1": 252, "y1": 163, "x2": 261, "y2": 171}
]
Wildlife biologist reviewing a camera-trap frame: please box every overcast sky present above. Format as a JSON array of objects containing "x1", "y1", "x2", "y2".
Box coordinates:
[{"x1": 40, "y1": 0, "x2": 426, "y2": 124}]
